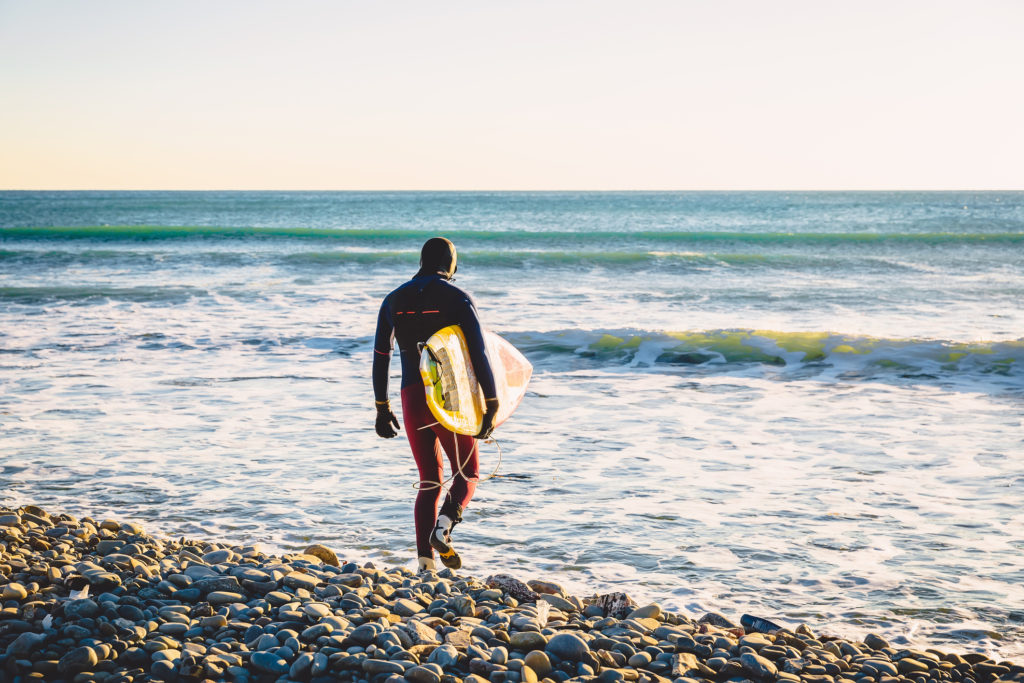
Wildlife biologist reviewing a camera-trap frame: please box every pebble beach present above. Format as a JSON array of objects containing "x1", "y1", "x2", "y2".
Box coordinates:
[{"x1": 1, "y1": 505, "x2": 1020, "y2": 683}]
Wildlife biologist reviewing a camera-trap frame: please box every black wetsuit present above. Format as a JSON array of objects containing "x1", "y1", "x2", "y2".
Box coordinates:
[{"x1": 372, "y1": 273, "x2": 496, "y2": 401}]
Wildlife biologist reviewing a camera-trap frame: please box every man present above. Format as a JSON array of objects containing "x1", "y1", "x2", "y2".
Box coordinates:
[{"x1": 372, "y1": 237, "x2": 498, "y2": 571}]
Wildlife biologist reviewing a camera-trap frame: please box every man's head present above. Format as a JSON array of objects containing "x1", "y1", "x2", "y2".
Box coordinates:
[{"x1": 419, "y1": 237, "x2": 457, "y2": 279}]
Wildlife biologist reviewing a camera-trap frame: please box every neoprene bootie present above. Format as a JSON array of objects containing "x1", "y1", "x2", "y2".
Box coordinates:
[{"x1": 430, "y1": 514, "x2": 462, "y2": 569}]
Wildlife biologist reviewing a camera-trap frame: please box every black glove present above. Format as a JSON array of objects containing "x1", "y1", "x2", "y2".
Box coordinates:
[
  {"x1": 375, "y1": 401, "x2": 400, "y2": 438},
  {"x1": 475, "y1": 397, "x2": 499, "y2": 440}
]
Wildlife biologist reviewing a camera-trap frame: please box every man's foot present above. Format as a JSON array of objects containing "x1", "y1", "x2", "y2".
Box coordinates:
[{"x1": 430, "y1": 515, "x2": 462, "y2": 570}]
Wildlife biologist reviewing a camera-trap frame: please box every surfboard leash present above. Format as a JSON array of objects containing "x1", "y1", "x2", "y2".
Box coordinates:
[{"x1": 412, "y1": 421, "x2": 503, "y2": 492}]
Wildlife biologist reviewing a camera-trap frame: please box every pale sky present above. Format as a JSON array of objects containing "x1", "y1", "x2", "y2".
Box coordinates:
[{"x1": 1, "y1": 1, "x2": 1022, "y2": 190}]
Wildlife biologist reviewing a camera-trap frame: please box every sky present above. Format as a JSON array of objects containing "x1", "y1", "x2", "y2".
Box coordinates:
[{"x1": 1, "y1": 1, "x2": 1022, "y2": 190}]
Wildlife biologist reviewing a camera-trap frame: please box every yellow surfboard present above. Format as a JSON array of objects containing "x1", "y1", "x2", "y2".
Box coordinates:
[{"x1": 419, "y1": 325, "x2": 532, "y2": 435}]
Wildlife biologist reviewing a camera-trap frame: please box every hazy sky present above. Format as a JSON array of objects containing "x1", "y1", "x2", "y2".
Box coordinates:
[{"x1": 1, "y1": 1, "x2": 1021, "y2": 190}]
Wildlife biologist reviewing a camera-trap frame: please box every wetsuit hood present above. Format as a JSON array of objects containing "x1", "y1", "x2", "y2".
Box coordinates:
[{"x1": 417, "y1": 237, "x2": 457, "y2": 279}]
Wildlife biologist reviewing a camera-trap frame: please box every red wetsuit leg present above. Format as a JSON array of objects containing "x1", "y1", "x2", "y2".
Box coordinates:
[
  {"x1": 401, "y1": 386, "x2": 444, "y2": 559},
  {"x1": 433, "y1": 425, "x2": 479, "y2": 512},
  {"x1": 400, "y1": 386, "x2": 481, "y2": 559}
]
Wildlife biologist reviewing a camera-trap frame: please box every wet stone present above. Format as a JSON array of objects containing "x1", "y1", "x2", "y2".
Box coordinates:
[
  {"x1": 64, "y1": 598, "x2": 100, "y2": 620},
  {"x1": 2, "y1": 582, "x2": 29, "y2": 601},
  {"x1": 628, "y1": 604, "x2": 662, "y2": 620},
  {"x1": 194, "y1": 575, "x2": 242, "y2": 595},
  {"x1": 395, "y1": 598, "x2": 426, "y2": 616},
  {"x1": 698, "y1": 612, "x2": 740, "y2": 629},
  {"x1": 58, "y1": 646, "x2": 99, "y2": 674},
  {"x1": 899, "y1": 658, "x2": 931, "y2": 675},
  {"x1": 428, "y1": 644, "x2": 460, "y2": 670},
  {"x1": 511, "y1": 632, "x2": 548, "y2": 651},
  {"x1": 864, "y1": 633, "x2": 891, "y2": 651},
  {"x1": 863, "y1": 659, "x2": 900, "y2": 677},
  {"x1": 546, "y1": 633, "x2": 589, "y2": 661},
  {"x1": 200, "y1": 614, "x2": 228, "y2": 630},
  {"x1": 283, "y1": 571, "x2": 321, "y2": 591},
  {"x1": 406, "y1": 664, "x2": 443, "y2": 683},
  {"x1": 6, "y1": 631, "x2": 46, "y2": 657},
  {"x1": 364, "y1": 658, "x2": 407, "y2": 675},
  {"x1": 739, "y1": 633, "x2": 772, "y2": 649},
  {"x1": 250, "y1": 651, "x2": 290, "y2": 675},
  {"x1": 304, "y1": 543, "x2": 340, "y2": 566},
  {"x1": 740, "y1": 652, "x2": 779, "y2": 679},
  {"x1": 202, "y1": 549, "x2": 235, "y2": 564}
]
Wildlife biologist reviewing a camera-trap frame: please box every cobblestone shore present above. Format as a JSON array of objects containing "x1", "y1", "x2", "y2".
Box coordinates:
[{"x1": 1, "y1": 505, "x2": 1020, "y2": 683}]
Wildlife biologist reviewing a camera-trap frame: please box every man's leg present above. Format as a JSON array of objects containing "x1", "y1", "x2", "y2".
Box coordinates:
[
  {"x1": 430, "y1": 429, "x2": 480, "y2": 568},
  {"x1": 401, "y1": 387, "x2": 443, "y2": 566}
]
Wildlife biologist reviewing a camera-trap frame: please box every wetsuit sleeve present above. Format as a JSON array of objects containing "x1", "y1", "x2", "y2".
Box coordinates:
[
  {"x1": 457, "y1": 295, "x2": 497, "y2": 400},
  {"x1": 372, "y1": 296, "x2": 395, "y2": 403}
]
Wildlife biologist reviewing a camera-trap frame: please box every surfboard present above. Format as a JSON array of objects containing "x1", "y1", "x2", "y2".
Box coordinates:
[{"x1": 419, "y1": 325, "x2": 532, "y2": 435}]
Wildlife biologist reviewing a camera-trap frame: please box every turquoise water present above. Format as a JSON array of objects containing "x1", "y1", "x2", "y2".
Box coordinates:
[{"x1": 1, "y1": 191, "x2": 1022, "y2": 657}]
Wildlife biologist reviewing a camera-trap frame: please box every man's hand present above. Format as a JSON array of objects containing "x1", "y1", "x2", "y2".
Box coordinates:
[
  {"x1": 375, "y1": 401, "x2": 400, "y2": 438},
  {"x1": 475, "y1": 397, "x2": 499, "y2": 440}
]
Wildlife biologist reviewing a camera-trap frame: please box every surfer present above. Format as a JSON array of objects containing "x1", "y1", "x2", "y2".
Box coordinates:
[{"x1": 372, "y1": 237, "x2": 499, "y2": 571}]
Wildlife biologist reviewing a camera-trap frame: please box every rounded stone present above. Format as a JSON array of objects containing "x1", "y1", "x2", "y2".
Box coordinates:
[
  {"x1": 158, "y1": 622, "x2": 189, "y2": 637},
  {"x1": 363, "y1": 659, "x2": 407, "y2": 676},
  {"x1": 545, "y1": 633, "x2": 589, "y2": 661},
  {"x1": 2, "y1": 582, "x2": 29, "y2": 601},
  {"x1": 395, "y1": 598, "x2": 426, "y2": 616},
  {"x1": 510, "y1": 631, "x2": 548, "y2": 651},
  {"x1": 627, "y1": 603, "x2": 662, "y2": 620},
  {"x1": 628, "y1": 652, "x2": 652, "y2": 667},
  {"x1": 303, "y1": 602, "x2": 331, "y2": 619},
  {"x1": 202, "y1": 549, "x2": 234, "y2": 564},
  {"x1": 58, "y1": 646, "x2": 99, "y2": 674},
  {"x1": 201, "y1": 614, "x2": 228, "y2": 630},
  {"x1": 151, "y1": 659, "x2": 176, "y2": 679},
  {"x1": 255, "y1": 633, "x2": 279, "y2": 651},
  {"x1": 304, "y1": 544, "x2": 340, "y2": 566},
  {"x1": 864, "y1": 633, "x2": 891, "y2": 651},
  {"x1": 598, "y1": 669, "x2": 625, "y2": 683},
  {"x1": 290, "y1": 652, "x2": 314, "y2": 679},
  {"x1": 206, "y1": 591, "x2": 245, "y2": 604},
  {"x1": 6, "y1": 632, "x2": 46, "y2": 657},
  {"x1": 740, "y1": 652, "x2": 779, "y2": 680},
  {"x1": 427, "y1": 644, "x2": 460, "y2": 670},
  {"x1": 301, "y1": 623, "x2": 333, "y2": 642},
  {"x1": 406, "y1": 664, "x2": 443, "y2": 683},
  {"x1": 251, "y1": 651, "x2": 290, "y2": 675},
  {"x1": 524, "y1": 651, "x2": 552, "y2": 677}
]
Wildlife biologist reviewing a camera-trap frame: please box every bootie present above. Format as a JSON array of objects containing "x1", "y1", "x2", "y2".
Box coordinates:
[
  {"x1": 417, "y1": 556, "x2": 436, "y2": 572},
  {"x1": 429, "y1": 514, "x2": 462, "y2": 569}
]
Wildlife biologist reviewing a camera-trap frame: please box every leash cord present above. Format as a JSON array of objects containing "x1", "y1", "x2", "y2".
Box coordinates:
[{"x1": 412, "y1": 421, "x2": 503, "y2": 492}]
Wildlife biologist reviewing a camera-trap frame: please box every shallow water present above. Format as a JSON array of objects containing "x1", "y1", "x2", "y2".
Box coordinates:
[{"x1": 1, "y1": 191, "x2": 1022, "y2": 658}]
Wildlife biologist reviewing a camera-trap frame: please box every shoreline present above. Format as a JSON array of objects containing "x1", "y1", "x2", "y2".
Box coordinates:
[{"x1": 1, "y1": 505, "x2": 1020, "y2": 683}]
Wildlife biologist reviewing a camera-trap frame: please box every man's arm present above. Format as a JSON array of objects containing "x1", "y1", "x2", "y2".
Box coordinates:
[
  {"x1": 372, "y1": 296, "x2": 395, "y2": 402},
  {"x1": 457, "y1": 294, "x2": 499, "y2": 439},
  {"x1": 372, "y1": 296, "x2": 400, "y2": 438},
  {"x1": 457, "y1": 295, "x2": 497, "y2": 401}
]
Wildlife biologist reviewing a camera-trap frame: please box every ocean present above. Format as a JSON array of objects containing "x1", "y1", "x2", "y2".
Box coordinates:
[{"x1": 1, "y1": 191, "x2": 1022, "y2": 658}]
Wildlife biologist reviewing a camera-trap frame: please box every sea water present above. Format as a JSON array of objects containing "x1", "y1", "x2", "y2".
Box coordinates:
[{"x1": 1, "y1": 191, "x2": 1022, "y2": 657}]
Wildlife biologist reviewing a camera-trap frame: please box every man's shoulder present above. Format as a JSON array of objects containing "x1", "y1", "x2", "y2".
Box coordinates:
[{"x1": 385, "y1": 276, "x2": 472, "y2": 307}]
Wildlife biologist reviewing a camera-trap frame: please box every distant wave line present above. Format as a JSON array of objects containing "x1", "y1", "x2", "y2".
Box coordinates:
[{"x1": 2, "y1": 225, "x2": 1022, "y2": 244}]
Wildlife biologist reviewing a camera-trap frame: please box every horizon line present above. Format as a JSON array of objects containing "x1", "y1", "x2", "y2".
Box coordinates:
[{"x1": 3, "y1": 188, "x2": 1023, "y2": 193}]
